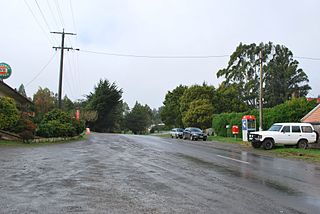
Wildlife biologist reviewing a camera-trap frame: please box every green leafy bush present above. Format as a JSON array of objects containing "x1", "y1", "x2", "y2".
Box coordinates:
[
  {"x1": 37, "y1": 109, "x2": 85, "y2": 138},
  {"x1": 41, "y1": 109, "x2": 70, "y2": 124},
  {"x1": 0, "y1": 97, "x2": 19, "y2": 130}
]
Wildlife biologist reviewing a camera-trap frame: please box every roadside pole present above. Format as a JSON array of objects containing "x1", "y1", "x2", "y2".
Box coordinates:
[
  {"x1": 259, "y1": 50, "x2": 263, "y2": 131},
  {"x1": 51, "y1": 29, "x2": 78, "y2": 109}
]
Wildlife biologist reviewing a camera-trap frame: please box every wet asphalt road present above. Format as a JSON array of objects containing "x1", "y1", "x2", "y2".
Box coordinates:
[{"x1": 1, "y1": 133, "x2": 320, "y2": 214}]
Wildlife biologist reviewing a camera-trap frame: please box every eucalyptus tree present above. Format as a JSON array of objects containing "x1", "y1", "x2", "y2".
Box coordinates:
[{"x1": 217, "y1": 42, "x2": 310, "y2": 108}]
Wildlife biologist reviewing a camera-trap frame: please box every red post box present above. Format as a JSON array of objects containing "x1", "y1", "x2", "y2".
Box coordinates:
[{"x1": 232, "y1": 125, "x2": 239, "y2": 135}]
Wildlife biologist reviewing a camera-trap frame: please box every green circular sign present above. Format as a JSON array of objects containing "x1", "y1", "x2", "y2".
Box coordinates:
[{"x1": 0, "y1": 63, "x2": 12, "y2": 79}]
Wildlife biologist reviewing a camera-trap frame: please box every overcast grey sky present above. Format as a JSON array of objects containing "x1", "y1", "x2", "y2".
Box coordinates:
[{"x1": 1, "y1": 0, "x2": 319, "y2": 108}]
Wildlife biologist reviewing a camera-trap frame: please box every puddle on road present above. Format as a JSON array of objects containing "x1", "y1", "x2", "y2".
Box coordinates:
[
  {"x1": 263, "y1": 180, "x2": 298, "y2": 195},
  {"x1": 176, "y1": 153, "x2": 213, "y2": 166},
  {"x1": 109, "y1": 146, "x2": 126, "y2": 152},
  {"x1": 176, "y1": 153, "x2": 301, "y2": 196}
]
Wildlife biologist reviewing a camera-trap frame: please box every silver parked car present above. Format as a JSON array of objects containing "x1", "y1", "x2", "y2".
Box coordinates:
[{"x1": 170, "y1": 128, "x2": 184, "y2": 139}]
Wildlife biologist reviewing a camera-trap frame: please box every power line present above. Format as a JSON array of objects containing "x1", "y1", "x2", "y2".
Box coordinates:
[
  {"x1": 54, "y1": 0, "x2": 65, "y2": 28},
  {"x1": 80, "y1": 49, "x2": 320, "y2": 61},
  {"x1": 34, "y1": 0, "x2": 59, "y2": 44},
  {"x1": 69, "y1": 0, "x2": 77, "y2": 32},
  {"x1": 24, "y1": 0, "x2": 54, "y2": 45},
  {"x1": 34, "y1": 0, "x2": 52, "y2": 32},
  {"x1": 65, "y1": 52, "x2": 78, "y2": 99},
  {"x1": 74, "y1": 50, "x2": 82, "y2": 96},
  {"x1": 25, "y1": 52, "x2": 57, "y2": 88},
  {"x1": 67, "y1": 0, "x2": 77, "y2": 48},
  {"x1": 46, "y1": 0, "x2": 60, "y2": 30},
  {"x1": 294, "y1": 56, "x2": 320, "y2": 61},
  {"x1": 80, "y1": 49, "x2": 230, "y2": 59}
]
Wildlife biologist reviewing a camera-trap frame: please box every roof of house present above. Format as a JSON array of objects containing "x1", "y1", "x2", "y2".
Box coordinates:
[
  {"x1": 301, "y1": 104, "x2": 320, "y2": 123},
  {"x1": 307, "y1": 97, "x2": 320, "y2": 103},
  {"x1": 0, "y1": 81, "x2": 33, "y2": 106}
]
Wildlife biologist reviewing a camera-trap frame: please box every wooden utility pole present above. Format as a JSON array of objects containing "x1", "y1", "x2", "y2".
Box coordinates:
[
  {"x1": 259, "y1": 50, "x2": 263, "y2": 131},
  {"x1": 51, "y1": 29, "x2": 78, "y2": 108}
]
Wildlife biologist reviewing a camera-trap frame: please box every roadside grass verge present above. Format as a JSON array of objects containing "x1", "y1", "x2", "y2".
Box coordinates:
[
  {"x1": 267, "y1": 146, "x2": 320, "y2": 162},
  {"x1": 0, "y1": 140, "x2": 27, "y2": 146},
  {"x1": 0, "y1": 134, "x2": 87, "y2": 147},
  {"x1": 154, "y1": 134, "x2": 171, "y2": 138},
  {"x1": 204, "y1": 136, "x2": 320, "y2": 163},
  {"x1": 208, "y1": 135, "x2": 250, "y2": 147},
  {"x1": 150, "y1": 132, "x2": 171, "y2": 138}
]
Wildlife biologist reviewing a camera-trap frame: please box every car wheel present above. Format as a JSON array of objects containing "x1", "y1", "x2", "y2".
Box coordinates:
[
  {"x1": 190, "y1": 135, "x2": 194, "y2": 141},
  {"x1": 203, "y1": 138, "x2": 207, "y2": 141},
  {"x1": 297, "y1": 139, "x2": 308, "y2": 149},
  {"x1": 183, "y1": 135, "x2": 186, "y2": 140},
  {"x1": 262, "y1": 139, "x2": 274, "y2": 150},
  {"x1": 171, "y1": 135, "x2": 173, "y2": 138},
  {"x1": 251, "y1": 141, "x2": 262, "y2": 148}
]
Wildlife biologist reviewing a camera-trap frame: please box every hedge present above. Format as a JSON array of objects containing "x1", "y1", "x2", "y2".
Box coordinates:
[{"x1": 212, "y1": 98, "x2": 317, "y2": 137}]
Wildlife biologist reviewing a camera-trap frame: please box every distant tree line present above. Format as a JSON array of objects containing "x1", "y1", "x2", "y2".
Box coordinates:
[
  {"x1": 30, "y1": 79, "x2": 162, "y2": 135},
  {"x1": 161, "y1": 42, "x2": 311, "y2": 129},
  {"x1": 1, "y1": 41, "x2": 312, "y2": 138}
]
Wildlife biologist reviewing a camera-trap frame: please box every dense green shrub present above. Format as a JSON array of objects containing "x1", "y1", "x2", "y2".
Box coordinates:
[
  {"x1": 41, "y1": 109, "x2": 70, "y2": 124},
  {"x1": 11, "y1": 114, "x2": 37, "y2": 134},
  {"x1": 0, "y1": 97, "x2": 19, "y2": 130},
  {"x1": 37, "y1": 120, "x2": 76, "y2": 137},
  {"x1": 37, "y1": 109, "x2": 85, "y2": 138},
  {"x1": 212, "y1": 98, "x2": 317, "y2": 137}
]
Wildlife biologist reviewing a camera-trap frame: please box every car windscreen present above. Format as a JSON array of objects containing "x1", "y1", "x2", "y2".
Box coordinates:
[
  {"x1": 191, "y1": 128, "x2": 202, "y2": 133},
  {"x1": 177, "y1": 128, "x2": 184, "y2": 132},
  {"x1": 268, "y1": 125, "x2": 282, "y2": 131}
]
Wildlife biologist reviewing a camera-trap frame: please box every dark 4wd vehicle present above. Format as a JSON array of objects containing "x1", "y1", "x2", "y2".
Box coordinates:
[{"x1": 183, "y1": 127, "x2": 207, "y2": 141}]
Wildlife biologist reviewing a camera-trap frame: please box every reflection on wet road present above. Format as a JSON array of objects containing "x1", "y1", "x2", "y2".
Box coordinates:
[{"x1": 0, "y1": 133, "x2": 319, "y2": 213}]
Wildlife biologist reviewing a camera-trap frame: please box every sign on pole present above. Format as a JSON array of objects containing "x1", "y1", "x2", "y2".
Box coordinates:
[
  {"x1": 76, "y1": 110, "x2": 80, "y2": 121},
  {"x1": 0, "y1": 63, "x2": 12, "y2": 80}
]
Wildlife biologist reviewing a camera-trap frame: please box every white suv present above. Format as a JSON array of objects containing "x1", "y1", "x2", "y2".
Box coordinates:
[{"x1": 250, "y1": 123, "x2": 318, "y2": 150}]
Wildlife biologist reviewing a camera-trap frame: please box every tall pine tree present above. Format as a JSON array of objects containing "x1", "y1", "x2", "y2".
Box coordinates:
[{"x1": 86, "y1": 79, "x2": 122, "y2": 132}]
